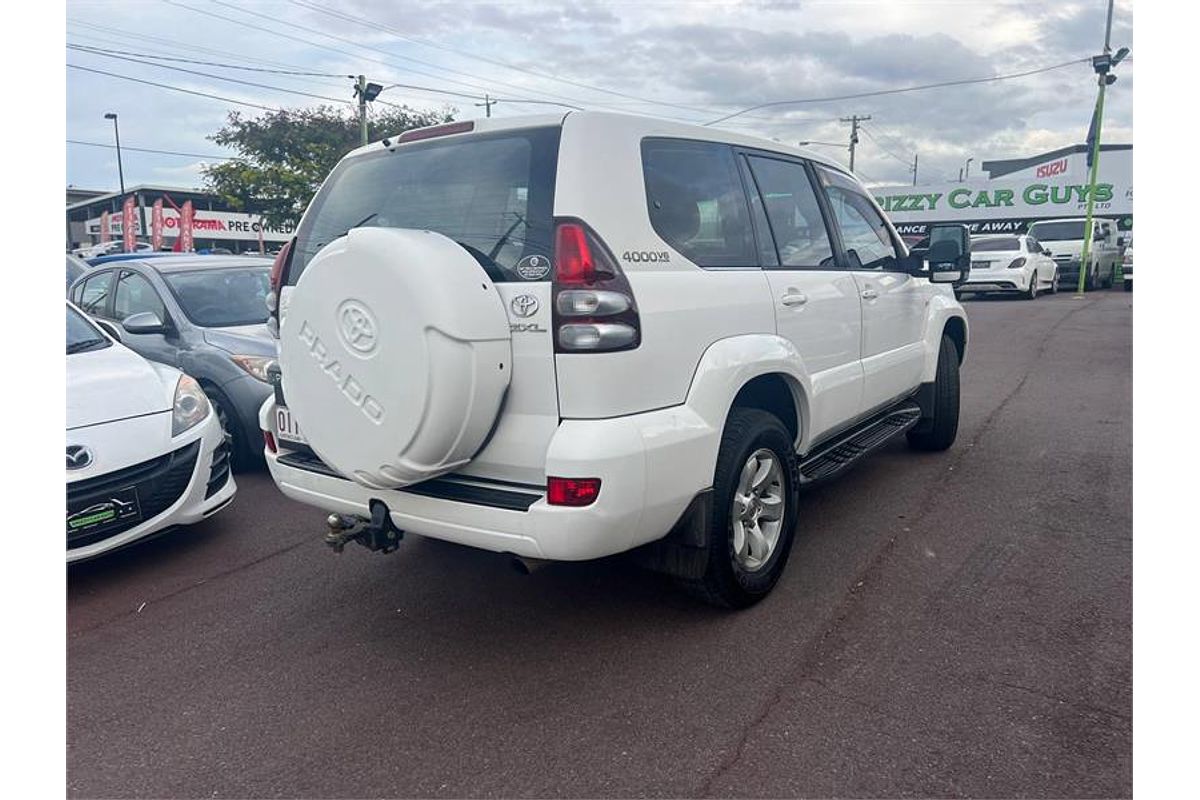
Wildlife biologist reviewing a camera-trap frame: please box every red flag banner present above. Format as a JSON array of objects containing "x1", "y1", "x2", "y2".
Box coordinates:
[
  {"x1": 122, "y1": 196, "x2": 137, "y2": 253},
  {"x1": 99, "y1": 211, "x2": 111, "y2": 244},
  {"x1": 179, "y1": 200, "x2": 194, "y2": 253},
  {"x1": 151, "y1": 199, "x2": 164, "y2": 251}
]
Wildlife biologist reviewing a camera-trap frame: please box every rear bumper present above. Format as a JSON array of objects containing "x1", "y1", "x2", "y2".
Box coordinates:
[{"x1": 260, "y1": 399, "x2": 718, "y2": 561}]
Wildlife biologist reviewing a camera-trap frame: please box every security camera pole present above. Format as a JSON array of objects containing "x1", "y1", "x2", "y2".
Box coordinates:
[
  {"x1": 355, "y1": 76, "x2": 385, "y2": 146},
  {"x1": 1076, "y1": 0, "x2": 1129, "y2": 295}
]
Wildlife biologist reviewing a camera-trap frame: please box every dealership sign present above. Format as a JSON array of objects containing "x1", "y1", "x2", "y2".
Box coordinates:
[
  {"x1": 877, "y1": 148, "x2": 1132, "y2": 237},
  {"x1": 87, "y1": 207, "x2": 293, "y2": 243}
]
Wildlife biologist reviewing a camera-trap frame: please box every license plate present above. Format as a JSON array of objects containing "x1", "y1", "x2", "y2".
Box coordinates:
[
  {"x1": 971, "y1": 260, "x2": 991, "y2": 270},
  {"x1": 275, "y1": 406, "x2": 307, "y2": 445},
  {"x1": 67, "y1": 486, "x2": 141, "y2": 536}
]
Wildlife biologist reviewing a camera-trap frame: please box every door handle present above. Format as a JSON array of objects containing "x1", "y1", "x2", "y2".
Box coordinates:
[
  {"x1": 861, "y1": 288, "x2": 879, "y2": 300},
  {"x1": 780, "y1": 292, "x2": 808, "y2": 307}
]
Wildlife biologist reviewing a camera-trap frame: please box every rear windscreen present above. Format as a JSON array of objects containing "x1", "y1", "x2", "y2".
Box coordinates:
[
  {"x1": 289, "y1": 126, "x2": 560, "y2": 284},
  {"x1": 1028, "y1": 221, "x2": 1085, "y2": 241},
  {"x1": 972, "y1": 237, "x2": 1021, "y2": 252}
]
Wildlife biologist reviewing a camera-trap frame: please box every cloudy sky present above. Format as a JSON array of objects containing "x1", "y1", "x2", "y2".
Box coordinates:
[{"x1": 65, "y1": 0, "x2": 1133, "y2": 192}]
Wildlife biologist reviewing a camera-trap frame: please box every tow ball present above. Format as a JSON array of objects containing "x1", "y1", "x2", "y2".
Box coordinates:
[{"x1": 324, "y1": 500, "x2": 404, "y2": 554}]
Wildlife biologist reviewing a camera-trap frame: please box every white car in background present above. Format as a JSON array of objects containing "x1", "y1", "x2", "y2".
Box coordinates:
[
  {"x1": 959, "y1": 234, "x2": 1058, "y2": 299},
  {"x1": 66, "y1": 301, "x2": 236, "y2": 562}
]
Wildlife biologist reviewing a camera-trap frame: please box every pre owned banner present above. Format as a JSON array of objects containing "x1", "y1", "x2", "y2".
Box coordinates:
[
  {"x1": 85, "y1": 207, "x2": 292, "y2": 243},
  {"x1": 178, "y1": 201, "x2": 194, "y2": 253}
]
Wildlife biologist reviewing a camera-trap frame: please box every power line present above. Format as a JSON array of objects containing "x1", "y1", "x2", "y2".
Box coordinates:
[
  {"x1": 67, "y1": 43, "x2": 352, "y2": 78},
  {"x1": 67, "y1": 139, "x2": 234, "y2": 161},
  {"x1": 68, "y1": 63, "x2": 283, "y2": 111},
  {"x1": 68, "y1": 45, "x2": 354, "y2": 104},
  {"x1": 174, "y1": 0, "x2": 595, "y2": 113},
  {"x1": 706, "y1": 57, "x2": 1091, "y2": 124},
  {"x1": 66, "y1": 20, "x2": 355, "y2": 90},
  {"x1": 859, "y1": 125, "x2": 911, "y2": 166},
  {"x1": 287, "y1": 0, "x2": 722, "y2": 118}
]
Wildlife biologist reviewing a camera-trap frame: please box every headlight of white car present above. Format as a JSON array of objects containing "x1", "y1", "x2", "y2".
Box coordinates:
[
  {"x1": 172, "y1": 374, "x2": 211, "y2": 436},
  {"x1": 231, "y1": 354, "x2": 274, "y2": 382}
]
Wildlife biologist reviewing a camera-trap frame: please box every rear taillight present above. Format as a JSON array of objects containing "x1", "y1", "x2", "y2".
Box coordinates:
[
  {"x1": 263, "y1": 431, "x2": 277, "y2": 454},
  {"x1": 547, "y1": 477, "x2": 601, "y2": 506},
  {"x1": 552, "y1": 220, "x2": 640, "y2": 353},
  {"x1": 266, "y1": 238, "x2": 294, "y2": 339},
  {"x1": 1007, "y1": 257, "x2": 1027, "y2": 270}
]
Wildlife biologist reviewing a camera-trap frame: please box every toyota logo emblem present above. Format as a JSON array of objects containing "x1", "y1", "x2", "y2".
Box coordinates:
[
  {"x1": 66, "y1": 445, "x2": 93, "y2": 471},
  {"x1": 511, "y1": 294, "x2": 539, "y2": 318},
  {"x1": 337, "y1": 300, "x2": 378, "y2": 355}
]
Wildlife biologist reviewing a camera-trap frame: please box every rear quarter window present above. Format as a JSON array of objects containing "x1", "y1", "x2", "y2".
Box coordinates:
[{"x1": 641, "y1": 139, "x2": 756, "y2": 268}]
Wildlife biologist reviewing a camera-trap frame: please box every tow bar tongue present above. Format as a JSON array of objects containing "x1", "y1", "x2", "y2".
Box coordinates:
[{"x1": 324, "y1": 499, "x2": 404, "y2": 554}]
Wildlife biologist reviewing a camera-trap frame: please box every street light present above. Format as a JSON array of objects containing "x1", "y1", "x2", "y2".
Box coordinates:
[
  {"x1": 798, "y1": 140, "x2": 845, "y2": 148},
  {"x1": 963, "y1": 157, "x2": 974, "y2": 181},
  {"x1": 103, "y1": 112, "x2": 125, "y2": 196}
]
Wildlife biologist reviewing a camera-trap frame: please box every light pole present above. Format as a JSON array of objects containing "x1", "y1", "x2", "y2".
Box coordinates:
[
  {"x1": 1075, "y1": 0, "x2": 1129, "y2": 294},
  {"x1": 104, "y1": 112, "x2": 125, "y2": 196},
  {"x1": 963, "y1": 158, "x2": 974, "y2": 181}
]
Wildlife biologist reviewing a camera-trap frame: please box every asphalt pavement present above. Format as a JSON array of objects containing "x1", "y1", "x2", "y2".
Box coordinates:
[{"x1": 67, "y1": 289, "x2": 1132, "y2": 799}]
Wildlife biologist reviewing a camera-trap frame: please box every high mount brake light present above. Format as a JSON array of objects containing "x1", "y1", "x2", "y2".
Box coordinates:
[
  {"x1": 270, "y1": 238, "x2": 293, "y2": 295},
  {"x1": 396, "y1": 121, "x2": 475, "y2": 144},
  {"x1": 551, "y1": 220, "x2": 640, "y2": 353}
]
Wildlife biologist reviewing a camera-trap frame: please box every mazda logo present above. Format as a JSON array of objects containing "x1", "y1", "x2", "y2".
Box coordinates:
[
  {"x1": 66, "y1": 445, "x2": 93, "y2": 471},
  {"x1": 511, "y1": 294, "x2": 539, "y2": 318},
  {"x1": 337, "y1": 300, "x2": 378, "y2": 355}
]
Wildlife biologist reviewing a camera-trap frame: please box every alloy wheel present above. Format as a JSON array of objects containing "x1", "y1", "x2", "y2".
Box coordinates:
[{"x1": 730, "y1": 448, "x2": 786, "y2": 572}]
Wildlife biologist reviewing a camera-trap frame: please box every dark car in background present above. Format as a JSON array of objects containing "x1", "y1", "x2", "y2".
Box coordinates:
[{"x1": 69, "y1": 255, "x2": 276, "y2": 468}]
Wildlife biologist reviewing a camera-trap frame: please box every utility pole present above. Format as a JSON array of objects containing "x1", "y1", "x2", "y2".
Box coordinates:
[
  {"x1": 1076, "y1": 0, "x2": 1128, "y2": 294},
  {"x1": 911, "y1": 153, "x2": 919, "y2": 186},
  {"x1": 840, "y1": 115, "x2": 870, "y2": 172},
  {"x1": 356, "y1": 75, "x2": 368, "y2": 147},
  {"x1": 475, "y1": 94, "x2": 496, "y2": 118}
]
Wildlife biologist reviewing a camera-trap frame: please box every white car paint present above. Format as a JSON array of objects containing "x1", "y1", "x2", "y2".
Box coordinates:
[
  {"x1": 263, "y1": 111, "x2": 968, "y2": 565},
  {"x1": 962, "y1": 234, "x2": 1057, "y2": 297},
  {"x1": 67, "y1": 302, "x2": 235, "y2": 562}
]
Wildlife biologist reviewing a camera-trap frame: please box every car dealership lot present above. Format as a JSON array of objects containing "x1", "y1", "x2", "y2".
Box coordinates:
[{"x1": 68, "y1": 291, "x2": 1131, "y2": 798}]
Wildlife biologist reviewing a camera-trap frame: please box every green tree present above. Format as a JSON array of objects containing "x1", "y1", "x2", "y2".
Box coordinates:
[{"x1": 202, "y1": 104, "x2": 454, "y2": 230}]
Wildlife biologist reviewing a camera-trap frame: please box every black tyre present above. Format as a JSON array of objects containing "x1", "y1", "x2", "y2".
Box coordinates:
[
  {"x1": 1124, "y1": 279, "x2": 1132, "y2": 292},
  {"x1": 1085, "y1": 267, "x2": 1097, "y2": 292},
  {"x1": 1024, "y1": 274, "x2": 1037, "y2": 300},
  {"x1": 1050, "y1": 268, "x2": 1060, "y2": 294},
  {"x1": 205, "y1": 388, "x2": 253, "y2": 471},
  {"x1": 680, "y1": 408, "x2": 799, "y2": 609},
  {"x1": 907, "y1": 334, "x2": 960, "y2": 452}
]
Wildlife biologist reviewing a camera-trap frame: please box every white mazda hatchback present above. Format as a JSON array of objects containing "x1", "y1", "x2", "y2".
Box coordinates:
[{"x1": 66, "y1": 300, "x2": 236, "y2": 562}]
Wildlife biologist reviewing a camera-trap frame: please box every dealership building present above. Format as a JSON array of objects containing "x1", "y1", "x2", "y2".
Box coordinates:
[
  {"x1": 875, "y1": 143, "x2": 1132, "y2": 240},
  {"x1": 65, "y1": 184, "x2": 293, "y2": 253}
]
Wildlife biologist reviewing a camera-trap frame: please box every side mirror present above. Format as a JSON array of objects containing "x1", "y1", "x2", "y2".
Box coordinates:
[
  {"x1": 1117, "y1": 236, "x2": 1126, "y2": 247},
  {"x1": 122, "y1": 311, "x2": 168, "y2": 335},
  {"x1": 1043, "y1": 249, "x2": 1053, "y2": 257},
  {"x1": 926, "y1": 224, "x2": 972, "y2": 284}
]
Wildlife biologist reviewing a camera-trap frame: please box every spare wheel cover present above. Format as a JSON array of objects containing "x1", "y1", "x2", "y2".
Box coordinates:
[{"x1": 279, "y1": 227, "x2": 511, "y2": 489}]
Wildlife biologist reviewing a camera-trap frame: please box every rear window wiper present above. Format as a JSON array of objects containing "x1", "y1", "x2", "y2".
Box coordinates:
[{"x1": 312, "y1": 213, "x2": 379, "y2": 250}]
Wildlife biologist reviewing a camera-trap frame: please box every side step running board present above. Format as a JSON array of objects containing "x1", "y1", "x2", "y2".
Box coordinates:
[{"x1": 798, "y1": 400, "x2": 922, "y2": 485}]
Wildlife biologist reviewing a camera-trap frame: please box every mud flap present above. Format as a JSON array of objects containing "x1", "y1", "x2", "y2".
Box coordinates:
[{"x1": 630, "y1": 491, "x2": 713, "y2": 580}]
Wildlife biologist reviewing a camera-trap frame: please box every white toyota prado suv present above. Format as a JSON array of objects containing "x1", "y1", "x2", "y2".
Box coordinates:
[{"x1": 261, "y1": 112, "x2": 970, "y2": 608}]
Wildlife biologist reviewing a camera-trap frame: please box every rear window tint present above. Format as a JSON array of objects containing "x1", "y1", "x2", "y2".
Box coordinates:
[
  {"x1": 972, "y1": 236, "x2": 1022, "y2": 252},
  {"x1": 290, "y1": 126, "x2": 560, "y2": 284},
  {"x1": 642, "y1": 139, "x2": 755, "y2": 268}
]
